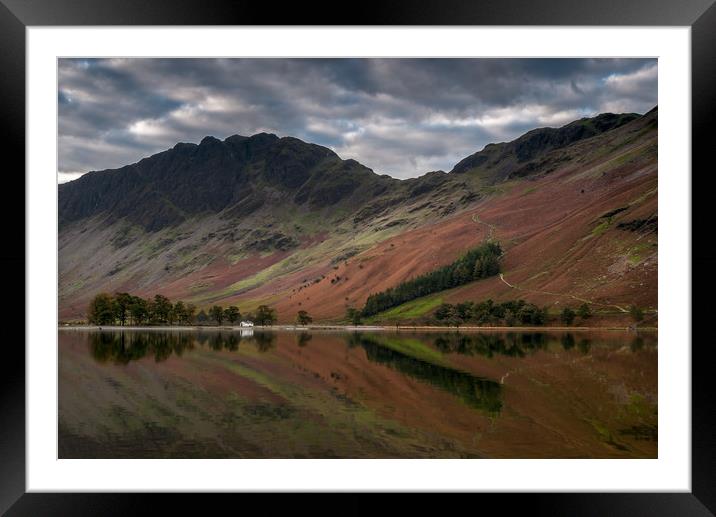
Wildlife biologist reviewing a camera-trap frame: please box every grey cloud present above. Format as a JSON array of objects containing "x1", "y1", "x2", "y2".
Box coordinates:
[{"x1": 58, "y1": 58, "x2": 657, "y2": 181}]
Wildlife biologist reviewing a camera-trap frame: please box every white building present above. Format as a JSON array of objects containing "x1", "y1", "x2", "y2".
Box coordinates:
[{"x1": 240, "y1": 321, "x2": 254, "y2": 327}]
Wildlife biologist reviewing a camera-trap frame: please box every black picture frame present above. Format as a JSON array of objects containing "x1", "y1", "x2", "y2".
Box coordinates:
[{"x1": 2, "y1": 0, "x2": 713, "y2": 513}]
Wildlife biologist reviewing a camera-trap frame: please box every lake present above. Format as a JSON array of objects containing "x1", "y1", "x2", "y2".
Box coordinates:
[{"x1": 58, "y1": 328, "x2": 657, "y2": 458}]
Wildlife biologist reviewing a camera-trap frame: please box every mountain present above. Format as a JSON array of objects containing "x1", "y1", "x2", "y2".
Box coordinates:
[
  {"x1": 450, "y1": 112, "x2": 640, "y2": 181},
  {"x1": 59, "y1": 133, "x2": 398, "y2": 232},
  {"x1": 58, "y1": 108, "x2": 658, "y2": 324}
]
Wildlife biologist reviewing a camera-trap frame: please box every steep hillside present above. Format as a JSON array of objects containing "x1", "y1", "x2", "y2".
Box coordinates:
[
  {"x1": 450, "y1": 112, "x2": 640, "y2": 182},
  {"x1": 59, "y1": 109, "x2": 657, "y2": 323}
]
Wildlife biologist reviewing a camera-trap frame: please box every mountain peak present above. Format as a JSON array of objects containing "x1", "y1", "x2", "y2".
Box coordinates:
[
  {"x1": 249, "y1": 132, "x2": 279, "y2": 142},
  {"x1": 224, "y1": 134, "x2": 248, "y2": 144},
  {"x1": 450, "y1": 111, "x2": 642, "y2": 178},
  {"x1": 199, "y1": 135, "x2": 222, "y2": 146},
  {"x1": 172, "y1": 141, "x2": 197, "y2": 151}
]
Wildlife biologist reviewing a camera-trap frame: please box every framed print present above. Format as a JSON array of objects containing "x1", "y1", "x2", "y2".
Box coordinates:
[{"x1": 3, "y1": 0, "x2": 714, "y2": 513}]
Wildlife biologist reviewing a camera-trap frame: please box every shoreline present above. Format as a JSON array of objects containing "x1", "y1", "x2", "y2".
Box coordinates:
[{"x1": 58, "y1": 324, "x2": 657, "y2": 332}]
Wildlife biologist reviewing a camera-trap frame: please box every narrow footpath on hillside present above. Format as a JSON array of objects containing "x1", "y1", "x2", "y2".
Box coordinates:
[
  {"x1": 471, "y1": 210, "x2": 629, "y2": 313},
  {"x1": 471, "y1": 213, "x2": 497, "y2": 242}
]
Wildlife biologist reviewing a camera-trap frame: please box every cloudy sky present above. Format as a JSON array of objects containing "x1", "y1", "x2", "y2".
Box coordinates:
[{"x1": 58, "y1": 58, "x2": 657, "y2": 182}]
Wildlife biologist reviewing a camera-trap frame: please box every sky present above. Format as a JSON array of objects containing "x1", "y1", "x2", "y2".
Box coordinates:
[{"x1": 58, "y1": 58, "x2": 657, "y2": 183}]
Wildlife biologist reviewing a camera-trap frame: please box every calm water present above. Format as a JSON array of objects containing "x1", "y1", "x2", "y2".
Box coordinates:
[{"x1": 58, "y1": 328, "x2": 657, "y2": 458}]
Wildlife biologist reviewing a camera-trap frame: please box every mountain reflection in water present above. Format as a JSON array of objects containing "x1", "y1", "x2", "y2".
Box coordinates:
[
  {"x1": 350, "y1": 333, "x2": 502, "y2": 414},
  {"x1": 60, "y1": 328, "x2": 657, "y2": 459}
]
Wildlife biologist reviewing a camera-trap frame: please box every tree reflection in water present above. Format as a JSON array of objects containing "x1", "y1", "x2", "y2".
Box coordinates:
[
  {"x1": 348, "y1": 333, "x2": 503, "y2": 415},
  {"x1": 90, "y1": 330, "x2": 277, "y2": 363},
  {"x1": 296, "y1": 332, "x2": 312, "y2": 347},
  {"x1": 432, "y1": 332, "x2": 548, "y2": 358}
]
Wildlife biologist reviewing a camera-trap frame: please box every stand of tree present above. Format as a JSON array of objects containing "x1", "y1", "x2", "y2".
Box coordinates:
[
  {"x1": 431, "y1": 300, "x2": 595, "y2": 327},
  {"x1": 86, "y1": 291, "x2": 273, "y2": 326},
  {"x1": 295, "y1": 310, "x2": 313, "y2": 325},
  {"x1": 361, "y1": 241, "x2": 502, "y2": 317},
  {"x1": 434, "y1": 299, "x2": 547, "y2": 327},
  {"x1": 87, "y1": 292, "x2": 196, "y2": 326}
]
